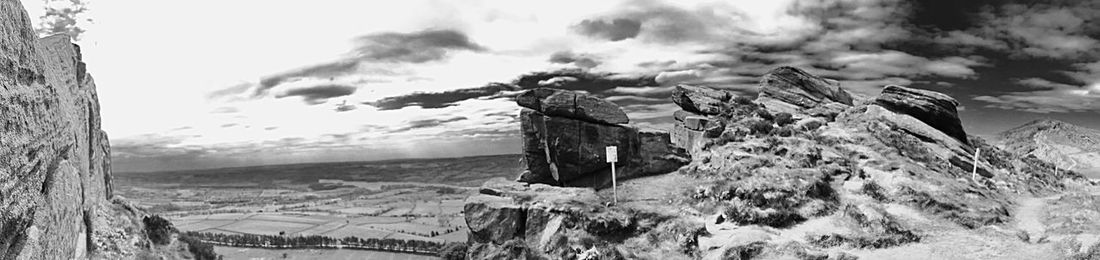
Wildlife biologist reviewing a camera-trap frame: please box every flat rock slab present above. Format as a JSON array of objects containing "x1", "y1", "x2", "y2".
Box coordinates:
[
  {"x1": 517, "y1": 87, "x2": 629, "y2": 125},
  {"x1": 672, "y1": 85, "x2": 731, "y2": 115}
]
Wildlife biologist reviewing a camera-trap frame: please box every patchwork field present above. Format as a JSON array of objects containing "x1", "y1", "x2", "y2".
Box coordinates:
[
  {"x1": 115, "y1": 154, "x2": 521, "y2": 258},
  {"x1": 215, "y1": 247, "x2": 437, "y2": 260}
]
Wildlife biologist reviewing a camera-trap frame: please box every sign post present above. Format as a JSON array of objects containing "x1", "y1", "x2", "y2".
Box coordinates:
[
  {"x1": 606, "y1": 146, "x2": 618, "y2": 205},
  {"x1": 971, "y1": 148, "x2": 981, "y2": 181}
]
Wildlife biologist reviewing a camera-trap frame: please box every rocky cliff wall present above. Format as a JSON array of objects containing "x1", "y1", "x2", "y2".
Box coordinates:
[{"x1": 0, "y1": 1, "x2": 193, "y2": 259}]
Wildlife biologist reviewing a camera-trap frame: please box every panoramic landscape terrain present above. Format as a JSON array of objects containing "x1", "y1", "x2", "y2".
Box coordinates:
[{"x1": 4, "y1": 0, "x2": 1100, "y2": 259}]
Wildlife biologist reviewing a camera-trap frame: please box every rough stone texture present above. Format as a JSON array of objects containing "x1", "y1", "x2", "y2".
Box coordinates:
[
  {"x1": 0, "y1": 1, "x2": 190, "y2": 259},
  {"x1": 758, "y1": 66, "x2": 854, "y2": 108},
  {"x1": 517, "y1": 97, "x2": 688, "y2": 188},
  {"x1": 516, "y1": 87, "x2": 628, "y2": 125},
  {"x1": 671, "y1": 85, "x2": 731, "y2": 115},
  {"x1": 874, "y1": 85, "x2": 969, "y2": 145}
]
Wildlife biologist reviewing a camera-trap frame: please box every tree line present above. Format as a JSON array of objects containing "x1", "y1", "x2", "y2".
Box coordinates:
[{"x1": 182, "y1": 231, "x2": 444, "y2": 255}]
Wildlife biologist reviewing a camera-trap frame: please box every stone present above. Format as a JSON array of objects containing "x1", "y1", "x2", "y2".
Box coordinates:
[
  {"x1": 673, "y1": 109, "x2": 701, "y2": 122},
  {"x1": 758, "y1": 66, "x2": 853, "y2": 108},
  {"x1": 516, "y1": 87, "x2": 628, "y2": 125},
  {"x1": 683, "y1": 116, "x2": 710, "y2": 131},
  {"x1": 874, "y1": 85, "x2": 969, "y2": 145},
  {"x1": 518, "y1": 100, "x2": 688, "y2": 188},
  {"x1": 465, "y1": 195, "x2": 527, "y2": 244},
  {"x1": 704, "y1": 120, "x2": 725, "y2": 138},
  {"x1": 672, "y1": 85, "x2": 731, "y2": 115}
]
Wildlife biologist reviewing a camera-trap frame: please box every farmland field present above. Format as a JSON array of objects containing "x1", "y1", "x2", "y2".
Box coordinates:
[
  {"x1": 115, "y1": 154, "x2": 521, "y2": 258},
  {"x1": 215, "y1": 247, "x2": 437, "y2": 260}
]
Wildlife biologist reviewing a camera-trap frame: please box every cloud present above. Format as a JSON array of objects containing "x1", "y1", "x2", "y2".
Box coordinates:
[
  {"x1": 274, "y1": 84, "x2": 357, "y2": 105},
  {"x1": 549, "y1": 51, "x2": 600, "y2": 68},
  {"x1": 366, "y1": 83, "x2": 519, "y2": 110},
  {"x1": 974, "y1": 77, "x2": 1100, "y2": 113},
  {"x1": 573, "y1": 18, "x2": 642, "y2": 41},
  {"x1": 256, "y1": 60, "x2": 360, "y2": 94},
  {"x1": 512, "y1": 69, "x2": 657, "y2": 93},
  {"x1": 389, "y1": 116, "x2": 468, "y2": 133},
  {"x1": 352, "y1": 29, "x2": 486, "y2": 63},
  {"x1": 334, "y1": 101, "x2": 357, "y2": 112},
  {"x1": 36, "y1": 0, "x2": 91, "y2": 40}
]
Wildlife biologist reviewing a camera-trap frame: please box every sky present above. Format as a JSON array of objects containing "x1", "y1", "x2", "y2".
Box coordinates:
[{"x1": 19, "y1": 0, "x2": 1100, "y2": 172}]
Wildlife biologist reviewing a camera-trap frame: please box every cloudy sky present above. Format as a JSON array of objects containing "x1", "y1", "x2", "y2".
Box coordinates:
[{"x1": 21, "y1": 0, "x2": 1100, "y2": 172}]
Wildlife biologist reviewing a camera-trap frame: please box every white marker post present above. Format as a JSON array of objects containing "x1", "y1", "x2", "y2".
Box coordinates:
[
  {"x1": 971, "y1": 148, "x2": 981, "y2": 181},
  {"x1": 606, "y1": 146, "x2": 618, "y2": 205}
]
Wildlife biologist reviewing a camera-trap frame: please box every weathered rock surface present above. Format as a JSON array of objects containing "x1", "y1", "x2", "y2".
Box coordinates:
[
  {"x1": 0, "y1": 1, "x2": 193, "y2": 259},
  {"x1": 517, "y1": 87, "x2": 629, "y2": 125},
  {"x1": 464, "y1": 178, "x2": 700, "y2": 259},
  {"x1": 671, "y1": 84, "x2": 731, "y2": 115},
  {"x1": 758, "y1": 66, "x2": 853, "y2": 108},
  {"x1": 517, "y1": 90, "x2": 688, "y2": 188},
  {"x1": 874, "y1": 85, "x2": 969, "y2": 145}
]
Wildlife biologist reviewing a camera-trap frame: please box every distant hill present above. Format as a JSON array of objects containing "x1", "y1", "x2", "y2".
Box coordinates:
[
  {"x1": 116, "y1": 154, "x2": 523, "y2": 188},
  {"x1": 995, "y1": 119, "x2": 1100, "y2": 179}
]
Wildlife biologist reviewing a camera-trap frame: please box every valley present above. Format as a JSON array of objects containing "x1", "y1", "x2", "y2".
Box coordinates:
[{"x1": 114, "y1": 154, "x2": 522, "y2": 259}]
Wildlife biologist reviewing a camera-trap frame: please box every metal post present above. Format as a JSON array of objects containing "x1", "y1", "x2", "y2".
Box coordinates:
[
  {"x1": 611, "y1": 162, "x2": 617, "y2": 205},
  {"x1": 971, "y1": 148, "x2": 981, "y2": 181}
]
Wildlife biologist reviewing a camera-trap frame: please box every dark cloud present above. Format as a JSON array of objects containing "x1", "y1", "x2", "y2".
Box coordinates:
[
  {"x1": 389, "y1": 116, "x2": 468, "y2": 133},
  {"x1": 573, "y1": 18, "x2": 642, "y2": 41},
  {"x1": 366, "y1": 83, "x2": 519, "y2": 110},
  {"x1": 514, "y1": 69, "x2": 657, "y2": 93},
  {"x1": 275, "y1": 84, "x2": 357, "y2": 105},
  {"x1": 256, "y1": 60, "x2": 359, "y2": 95},
  {"x1": 36, "y1": 0, "x2": 91, "y2": 40},
  {"x1": 353, "y1": 29, "x2": 486, "y2": 63},
  {"x1": 548, "y1": 51, "x2": 600, "y2": 68}
]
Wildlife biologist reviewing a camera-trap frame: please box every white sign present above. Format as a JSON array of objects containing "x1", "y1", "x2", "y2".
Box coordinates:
[{"x1": 605, "y1": 146, "x2": 618, "y2": 163}]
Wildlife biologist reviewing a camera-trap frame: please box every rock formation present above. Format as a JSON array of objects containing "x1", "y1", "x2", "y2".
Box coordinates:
[
  {"x1": 874, "y1": 85, "x2": 969, "y2": 145},
  {"x1": 466, "y1": 65, "x2": 1094, "y2": 259},
  {"x1": 0, "y1": 1, "x2": 197, "y2": 259},
  {"x1": 516, "y1": 88, "x2": 688, "y2": 188},
  {"x1": 758, "y1": 66, "x2": 853, "y2": 108},
  {"x1": 996, "y1": 119, "x2": 1100, "y2": 179}
]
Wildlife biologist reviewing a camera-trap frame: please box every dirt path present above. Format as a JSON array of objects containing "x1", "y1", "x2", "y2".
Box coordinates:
[{"x1": 1014, "y1": 197, "x2": 1049, "y2": 243}]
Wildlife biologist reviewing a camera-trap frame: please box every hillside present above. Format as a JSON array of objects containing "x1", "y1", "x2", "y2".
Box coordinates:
[
  {"x1": 459, "y1": 67, "x2": 1100, "y2": 259},
  {"x1": 996, "y1": 119, "x2": 1100, "y2": 179}
]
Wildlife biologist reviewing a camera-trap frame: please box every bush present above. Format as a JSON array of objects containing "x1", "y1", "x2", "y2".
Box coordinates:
[
  {"x1": 775, "y1": 112, "x2": 794, "y2": 126},
  {"x1": 143, "y1": 215, "x2": 175, "y2": 245},
  {"x1": 732, "y1": 95, "x2": 754, "y2": 105},
  {"x1": 178, "y1": 233, "x2": 219, "y2": 260},
  {"x1": 776, "y1": 126, "x2": 794, "y2": 137},
  {"x1": 439, "y1": 242, "x2": 468, "y2": 260},
  {"x1": 748, "y1": 120, "x2": 774, "y2": 135},
  {"x1": 754, "y1": 108, "x2": 774, "y2": 121}
]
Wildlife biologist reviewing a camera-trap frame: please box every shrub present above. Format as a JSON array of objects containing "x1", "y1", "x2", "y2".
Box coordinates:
[
  {"x1": 178, "y1": 233, "x2": 218, "y2": 260},
  {"x1": 732, "y1": 95, "x2": 754, "y2": 105},
  {"x1": 439, "y1": 242, "x2": 468, "y2": 260},
  {"x1": 774, "y1": 112, "x2": 794, "y2": 126},
  {"x1": 861, "y1": 181, "x2": 889, "y2": 201},
  {"x1": 754, "y1": 108, "x2": 774, "y2": 121},
  {"x1": 776, "y1": 126, "x2": 794, "y2": 137},
  {"x1": 748, "y1": 120, "x2": 774, "y2": 136},
  {"x1": 143, "y1": 215, "x2": 175, "y2": 245}
]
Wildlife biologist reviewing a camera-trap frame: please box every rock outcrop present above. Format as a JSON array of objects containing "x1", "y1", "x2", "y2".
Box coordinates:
[
  {"x1": 0, "y1": 1, "x2": 195, "y2": 259},
  {"x1": 516, "y1": 88, "x2": 688, "y2": 187},
  {"x1": 758, "y1": 66, "x2": 853, "y2": 108},
  {"x1": 874, "y1": 85, "x2": 969, "y2": 145},
  {"x1": 671, "y1": 85, "x2": 731, "y2": 115}
]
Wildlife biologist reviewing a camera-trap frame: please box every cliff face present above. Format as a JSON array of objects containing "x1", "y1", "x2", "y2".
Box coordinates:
[{"x1": 1, "y1": 1, "x2": 192, "y2": 259}]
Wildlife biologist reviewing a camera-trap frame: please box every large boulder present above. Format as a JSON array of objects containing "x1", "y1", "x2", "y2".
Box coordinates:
[
  {"x1": 518, "y1": 108, "x2": 688, "y2": 187},
  {"x1": 758, "y1": 66, "x2": 853, "y2": 108},
  {"x1": 671, "y1": 85, "x2": 732, "y2": 115},
  {"x1": 517, "y1": 88, "x2": 629, "y2": 125},
  {"x1": 874, "y1": 85, "x2": 969, "y2": 145}
]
